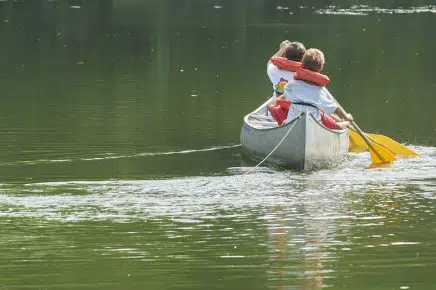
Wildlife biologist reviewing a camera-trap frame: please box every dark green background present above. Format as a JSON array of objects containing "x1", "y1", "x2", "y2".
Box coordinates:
[
  {"x1": 0, "y1": 1, "x2": 435, "y2": 289},
  {"x1": 0, "y1": 0, "x2": 435, "y2": 181}
]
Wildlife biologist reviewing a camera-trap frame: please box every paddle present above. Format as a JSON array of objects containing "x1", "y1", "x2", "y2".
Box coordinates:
[
  {"x1": 348, "y1": 128, "x2": 368, "y2": 153},
  {"x1": 331, "y1": 99, "x2": 396, "y2": 165},
  {"x1": 349, "y1": 121, "x2": 396, "y2": 164},
  {"x1": 348, "y1": 128, "x2": 419, "y2": 156}
]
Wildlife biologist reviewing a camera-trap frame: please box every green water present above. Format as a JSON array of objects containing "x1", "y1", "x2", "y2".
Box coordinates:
[{"x1": 0, "y1": 1, "x2": 435, "y2": 289}]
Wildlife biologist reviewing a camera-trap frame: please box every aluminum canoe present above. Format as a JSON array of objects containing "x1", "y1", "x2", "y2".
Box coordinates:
[{"x1": 240, "y1": 99, "x2": 349, "y2": 170}]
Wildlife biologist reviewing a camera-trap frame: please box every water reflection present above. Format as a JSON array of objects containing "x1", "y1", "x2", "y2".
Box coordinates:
[
  {"x1": 267, "y1": 206, "x2": 334, "y2": 289},
  {"x1": 1, "y1": 146, "x2": 435, "y2": 288}
]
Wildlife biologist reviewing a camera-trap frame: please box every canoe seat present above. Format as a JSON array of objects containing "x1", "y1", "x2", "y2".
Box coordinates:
[
  {"x1": 247, "y1": 120, "x2": 278, "y2": 129},
  {"x1": 247, "y1": 113, "x2": 278, "y2": 128},
  {"x1": 250, "y1": 113, "x2": 275, "y2": 122}
]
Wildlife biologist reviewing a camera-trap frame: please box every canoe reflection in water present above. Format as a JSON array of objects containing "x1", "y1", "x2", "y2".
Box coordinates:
[{"x1": 266, "y1": 200, "x2": 342, "y2": 289}]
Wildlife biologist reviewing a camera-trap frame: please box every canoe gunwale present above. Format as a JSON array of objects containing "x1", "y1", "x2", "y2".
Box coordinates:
[{"x1": 243, "y1": 101, "x2": 347, "y2": 136}]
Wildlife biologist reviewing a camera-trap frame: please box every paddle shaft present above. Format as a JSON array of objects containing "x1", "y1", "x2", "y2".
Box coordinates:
[
  {"x1": 348, "y1": 125, "x2": 383, "y2": 148},
  {"x1": 349, "y1": 121, "x2": 383, "y2": 158},
  {"x1": 331, "y1": 97, "x2": 387, "y2": 162}
]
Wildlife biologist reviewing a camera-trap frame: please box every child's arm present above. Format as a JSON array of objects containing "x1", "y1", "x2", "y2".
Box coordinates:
[{"x1": 267, "y1": 40, "x2": 291, "y2": 66}]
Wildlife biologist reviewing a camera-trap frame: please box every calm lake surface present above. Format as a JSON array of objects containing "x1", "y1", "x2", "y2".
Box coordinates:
[{"x1": 0, "y1": 1, "x2": 435, "y2": 289}]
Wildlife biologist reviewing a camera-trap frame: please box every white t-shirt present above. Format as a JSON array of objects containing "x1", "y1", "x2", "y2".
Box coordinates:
[
  {"x1": 283, "y1": 79, "x2": 337, "y2": 123},
  {"x1": 267, "y1": 63, "x2": 296, "y2": 97}
]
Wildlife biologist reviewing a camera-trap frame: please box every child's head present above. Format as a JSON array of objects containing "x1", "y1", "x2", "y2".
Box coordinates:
[
  {"x1": 284, "y1": 42, "x2": 306, "y2": 62},
  {"x1": 301, "y1": 48, "x2": 325, "y2": 72}
]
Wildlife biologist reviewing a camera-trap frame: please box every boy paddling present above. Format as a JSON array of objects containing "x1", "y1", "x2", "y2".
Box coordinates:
[{"x1": 270, "y1": 48, "x2": 353, "y2": 129}]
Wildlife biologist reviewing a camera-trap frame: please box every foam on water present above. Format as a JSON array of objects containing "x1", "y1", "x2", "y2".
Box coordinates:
[
  {"x1": 316, "y1": 5, "x2": 436, "y2": 15},
  {"x1": 0, "y1": 147, "x2": 435, "y2": 290},
  {"x1": 0, "y1": 146, "x2": 434, "y2": 222}
]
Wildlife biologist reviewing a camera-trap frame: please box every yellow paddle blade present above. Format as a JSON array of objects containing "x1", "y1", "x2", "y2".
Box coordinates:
[
  {"x1": 366, "y1": 133, "x2": 419, "y2": 157},
  {"x1": 348, "y1": 129, "x2": 419, "y2": 157},
  {"x1": 348, "y1": 129, "x2": 368, "y2": 152},
  {"x1": 368, "y1": 141, "x2": 397, "y2": 164}
]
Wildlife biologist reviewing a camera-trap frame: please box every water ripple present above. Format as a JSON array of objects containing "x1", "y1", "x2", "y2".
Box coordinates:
[{"x1": 316, "y1": 5, "x2": 436, "y2": 15}]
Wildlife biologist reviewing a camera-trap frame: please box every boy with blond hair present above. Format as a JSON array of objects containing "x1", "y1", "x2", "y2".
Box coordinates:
[{"x1": 282, "y1": 48, "x2": 353, "y2": 129}]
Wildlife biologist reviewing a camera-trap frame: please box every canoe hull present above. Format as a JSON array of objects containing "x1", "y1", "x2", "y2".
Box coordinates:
[{"x1": 240, "y1": 109, "x2": 349, "y2": 170}]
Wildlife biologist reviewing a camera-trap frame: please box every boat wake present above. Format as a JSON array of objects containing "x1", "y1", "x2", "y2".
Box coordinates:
[
  {"x1": 0, "y1": 146, "x2": 434, "y2": 222},
  {"x1": 0, "y1": 144, "x2": 241, "y2": 166}
]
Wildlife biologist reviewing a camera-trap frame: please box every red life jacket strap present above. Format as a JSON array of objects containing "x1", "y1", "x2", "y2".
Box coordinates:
[
  {"x1": 294, "y1": 68, "x2": 330, "y2": 86},
  {"x1": 271, "y1": 57, "x2": 301, "y2": 72}
]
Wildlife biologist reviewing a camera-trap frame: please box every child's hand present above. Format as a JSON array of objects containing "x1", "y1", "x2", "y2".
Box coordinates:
[{"x1": 280, "y1": 40, "x2": 291, "y2": 49}]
